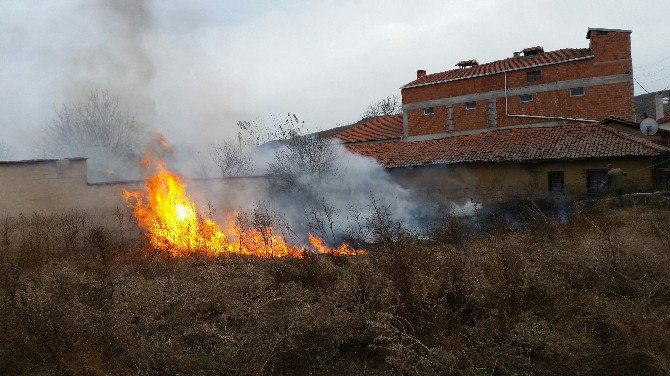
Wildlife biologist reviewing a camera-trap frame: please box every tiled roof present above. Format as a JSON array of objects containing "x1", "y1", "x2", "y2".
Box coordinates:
[
  {"x1": 346, "y1": 123, "x2": 670, "y2": 168},
  {"x1": 334, "y1": 114, "x2": 404, "y2": 143},
  {"x1": 598, "y1": 116, "x2": 638, "y2": 126},
  {"x1": 403, "y1": 48, "x2": 594, "y2": 88}
]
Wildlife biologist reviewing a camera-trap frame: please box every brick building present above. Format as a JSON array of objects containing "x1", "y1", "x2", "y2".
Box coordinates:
[
  {"x1": 322, "y1": 27, "x2": 670, "y2": 199},
  {"x1": 401, "y1": 27, "x2": 634, "y2": 139}
]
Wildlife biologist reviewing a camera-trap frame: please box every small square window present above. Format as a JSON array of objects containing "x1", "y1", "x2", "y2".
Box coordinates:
[
  {"x1": 423, "y1": 107, "x2": 434, "y2": 115},
  {"x1": 526, "y1": 70, "x2": 541, "y2": 82},
  {"x1": 465, "y1": 101, "x2": 476, "y2": 110},
  {"x1": 519, "y1": 94, "x2": 533, "y2": 103},
  {"x1": 570, "y1": 87, "x2": 585, "y2": 97},
  {"x1": 586, "y1": 170, "x2": 608, "y2": 193},
  {"x1": 548, "y1": 171, "x2": 564, "y2": 193}
]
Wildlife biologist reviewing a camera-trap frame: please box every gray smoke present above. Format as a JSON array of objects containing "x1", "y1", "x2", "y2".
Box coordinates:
[
  {"x1": 0, "y1": 1, "x2": 243, "y2": 169},
  {"x1": 208, "y1": 136, "x2": 475, "y2": 245}
]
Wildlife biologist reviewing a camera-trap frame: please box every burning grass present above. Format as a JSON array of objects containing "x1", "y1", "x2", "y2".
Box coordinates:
[
  {"x1": 1, "y1": 198, "x2": 670, "y2": 375},
  {"x1": 122, "y1": 158, "x2": 362, "y2": 258}
]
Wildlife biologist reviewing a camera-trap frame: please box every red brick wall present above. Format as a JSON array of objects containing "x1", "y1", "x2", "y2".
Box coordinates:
[
  {"x1": 407, "y1": 106, "x2": 447, "y2": 135},
  {"x1": 452, "y1": 100, "x2": 489, "y2": 131},
  {"x1": 496, "y1": 82, "x2": 633, "y2": 127},
  {"x1": 403, "y1": 30, "x2": 634, "y2": 137}
]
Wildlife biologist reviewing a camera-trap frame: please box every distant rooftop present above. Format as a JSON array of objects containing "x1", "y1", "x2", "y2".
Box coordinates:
[
  {"x1": 403, "y1": 48, "x2": 594, "y2": 88},
  {"x1": 0, "y1": 157, "x2": 86, "y2": 165},
  {"x1": 346, "y1": 123, "x2": 669, "y2": 168},
  {"x1": 333, "y1": 114, "x2": 403, "y2": 144}
]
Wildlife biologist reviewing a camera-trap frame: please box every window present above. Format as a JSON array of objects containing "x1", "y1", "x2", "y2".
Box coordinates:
[
  {"x1": 586, "y1": 169, "x2": 609, "y2": 193},
  {"x1": 570, "y1": 87, "x2": 585, "y2": 97},
  {"x1": 423, "y1": 107, "x2": 434, "y2": 115},
  {"x1": 519, "y1": 94, "x2": 533, "y2": 103},
  {"x1": 548, "y1": 171, "x2": 564, "y2": 193},
  {"x1": 465, "y1": 101, "x2": 476, "y2": 110},
  {"x1": 526, "y1": 70, "x2": 541, "y2": 82}
]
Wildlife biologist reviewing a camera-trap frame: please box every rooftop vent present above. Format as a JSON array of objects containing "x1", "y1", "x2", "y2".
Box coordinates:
[
  {"x1": 456, "y1": 59, "x2": 479, "y2": 69},
  {"x1": 522, "y1": 46, "x2": 544, "y2": 57}
]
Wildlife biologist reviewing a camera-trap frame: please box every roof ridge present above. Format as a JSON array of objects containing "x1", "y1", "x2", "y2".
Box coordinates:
[
  {"x1": 596, "y1": 123, "x2": 670, "y2": 153},
  {"x1": 404, "y1": 47, "x2": 593, "y2": 88}
]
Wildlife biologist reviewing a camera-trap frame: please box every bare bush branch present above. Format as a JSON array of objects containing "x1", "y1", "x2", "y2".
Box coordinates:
[{"x1": 361, "y1": 95, "x2": 402, "y2": 119}]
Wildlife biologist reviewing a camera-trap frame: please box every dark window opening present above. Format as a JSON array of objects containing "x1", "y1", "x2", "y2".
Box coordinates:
[
  {"x1": 654, "y1": 167, "x2": 670, "y2": 191},
  {"x1": 465, "y1": 101, "x2": 476, "y2": 110},
  {"x1": 423, "y1": 107, "x2": 434, "y2": 115},
  {"x1": 570, "y1": 87, "x2": 585, "y2": 97},
  {"x1": 519, "y1": 94, "x2": 533, "y2": 103},
  {"x1": 586, "y1": 169, "x2": 608, "y2": 193},
  {"x1": 548, "y1": 171, "x2": 564, "y2": 193},
  {"x1": 526, "y1": 70, "x2": 541, "y2": 82}
]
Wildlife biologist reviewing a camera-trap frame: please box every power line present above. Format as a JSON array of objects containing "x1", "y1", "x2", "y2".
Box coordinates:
[
  {"x1": 635, "y1": 54, "x2": 670, "y2": 71},
  {"x1": 634, "y1": 77, "x2": 651, "y2": 93},
  {"x1": 640, "y1": 63, "x2": 670, "y2": 77},
  {"x1": 637, "y1": 72, "x2": 670, "y2": 84}
]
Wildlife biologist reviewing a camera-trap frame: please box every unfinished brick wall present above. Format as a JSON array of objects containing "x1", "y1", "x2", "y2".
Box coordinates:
[{"x1": 402, "y1": 29, "x2": 634, "y2": 137}]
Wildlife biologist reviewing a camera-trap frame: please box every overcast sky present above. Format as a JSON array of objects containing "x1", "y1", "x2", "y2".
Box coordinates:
[{"x1": 1, "y1": 0, "x2": 670, "y2": 158}]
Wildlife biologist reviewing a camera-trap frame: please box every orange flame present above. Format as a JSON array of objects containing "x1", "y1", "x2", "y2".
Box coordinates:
[
  {"x1": 123, "y1": 157, "x2": 362, "y2": 258},
  {"x1": 309, "y1": 233, "x2": 364, "y2": 256}
]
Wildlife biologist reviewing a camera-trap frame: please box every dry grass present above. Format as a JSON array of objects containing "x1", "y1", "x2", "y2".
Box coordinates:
[{"x1": 1, "y1": 198, "x2": 670, "y2": 375}]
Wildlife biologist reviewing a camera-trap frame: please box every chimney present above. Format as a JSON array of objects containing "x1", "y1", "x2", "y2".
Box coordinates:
[
  {"x1": 455, "y1": 59, "x2": 479, "y2": 69},
  {"x1": 586, "y1": 27, "x2": 632, "y2": 62},
  {"x1": 522, "y1": 46, "x2": 544, "y2": 57},
  {"x1": 655, "y1": 92, "x2": 664, "y2": 120},
  {"x1": 416, "y1": 69, "x2": 426, "y2": 79}
]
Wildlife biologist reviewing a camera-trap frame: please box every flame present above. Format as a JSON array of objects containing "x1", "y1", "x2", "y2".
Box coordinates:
[
  {"x1": 309, "y1": 233, "x2": 364, "y2": 256},
  {"x1": 123, "y1": 157, "x2": 362, "y2": 258},
  {"x1": 123, "y1": 163, "x2": 229, "y2": 256}
]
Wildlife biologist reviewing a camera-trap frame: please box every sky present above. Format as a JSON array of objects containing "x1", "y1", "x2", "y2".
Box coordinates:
[{"x1": 1, "y1": 0, "x2": 670, "y2": 159}]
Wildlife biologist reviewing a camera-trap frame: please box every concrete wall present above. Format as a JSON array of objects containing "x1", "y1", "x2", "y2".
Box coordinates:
[
  {"x1": 389, "y1": 156, "x2": 658, "y2": 203},
  {"x1": 0, "y1": 158, "x2": 269, "y2": 225},
  {"x1": 402, "y1": 29, "x2": 634, "y2": 136}
]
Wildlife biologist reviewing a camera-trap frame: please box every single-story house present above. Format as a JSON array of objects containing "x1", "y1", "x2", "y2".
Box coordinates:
[{"x1": 332, "y1": 116, "x2": 670, "y2": 201}]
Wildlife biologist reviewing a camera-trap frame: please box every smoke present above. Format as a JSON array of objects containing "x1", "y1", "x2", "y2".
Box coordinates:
[
  {"x1": 0, "y1": 1, "x2": 245, "y2": 166},
  {"x1": 0, "y1": 142, "x2": 13, "y2": 160},
  {"x1": 204, "y1": 136, "x2": 474, "y2": 245}
]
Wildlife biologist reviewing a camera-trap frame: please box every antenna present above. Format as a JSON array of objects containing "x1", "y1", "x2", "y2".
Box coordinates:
[{"x1": 640, "y1": 118, "x2": 659, "y2": 136}]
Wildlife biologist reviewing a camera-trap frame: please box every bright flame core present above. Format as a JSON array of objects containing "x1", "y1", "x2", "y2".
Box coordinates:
[{"x1": 123, "y1": 161, "x2": 363, "y2": 258}]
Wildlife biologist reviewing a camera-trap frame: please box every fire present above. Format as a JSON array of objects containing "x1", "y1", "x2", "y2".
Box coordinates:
[
  {"x1": 123, "y1": 157, "x2": 362, "y2": 258},
  {"x1": 123, "y1": 164, "x2": 229, "y2": 256},
  {"x1": 309, "y1": 233, "x2": 363, "y2": 256}
]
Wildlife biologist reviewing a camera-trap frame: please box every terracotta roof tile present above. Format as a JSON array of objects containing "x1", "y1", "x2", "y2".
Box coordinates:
[
  {"x1": 334, "y1": 114, "x2": 403, "y2": 143},
  {"x1": 346, "y1": 123, "x2": 670, "y2": 168},
  {"x1": 403, "y1": 48, "x2": 594, "y2": 88}
]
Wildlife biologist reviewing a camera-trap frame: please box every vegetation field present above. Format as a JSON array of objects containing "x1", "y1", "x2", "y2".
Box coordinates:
[{"x1": 1, "y1": 197, "x2": 670, "y2": 375}]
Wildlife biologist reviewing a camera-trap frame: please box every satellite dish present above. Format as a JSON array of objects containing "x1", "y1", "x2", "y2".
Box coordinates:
[{"x1": 640, "y1": 118, "x2": 659, "y2": 136}]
